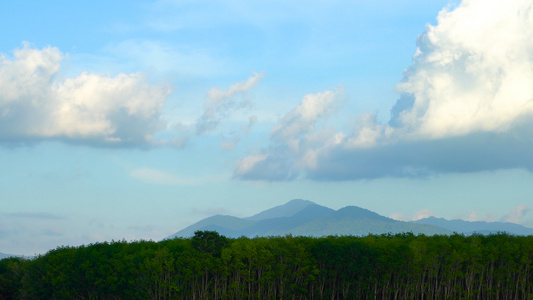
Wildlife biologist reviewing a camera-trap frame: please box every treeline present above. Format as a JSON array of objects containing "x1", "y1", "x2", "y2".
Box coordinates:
[{"x1": 1, "y1": 232, "x2": 532, "y2": 299}]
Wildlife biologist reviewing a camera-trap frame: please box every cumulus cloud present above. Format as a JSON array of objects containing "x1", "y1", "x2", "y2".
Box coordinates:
[
  {"x1": 393, "y1": 0, "x2": 533, "y2": 139},
  {"x1": 0, "y1": 43, "x2": 172, "y2": 146},
  {"x1": 502, "y1": 204, "x2": 531, "y2": 224},
  {"x1": 235, "y1": 88, "x2": 345, "y2": 180},
  {"x1": 235, "y1": 0, "x2": 533, "y2": 181},
  {"x1": 195, "y1": 72, "x2": 263, "y2": 135}
]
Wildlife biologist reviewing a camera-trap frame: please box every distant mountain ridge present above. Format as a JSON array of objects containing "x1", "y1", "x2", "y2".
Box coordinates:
[
  {"x1": 166, "y1": 199, "x2": 451, "y2": 239},
  {"x1": 167, "y1": 199, "x2": 533, "y2": 239},
  {"x1": 414, "y1": 217, "x2": 533, "y2": 235},
  {"x1": 0, "y1": 252, "x2": 17, "y2": 260},
  {"x1": 245, "y1": 199, "x2": 317, "y2": 221}
]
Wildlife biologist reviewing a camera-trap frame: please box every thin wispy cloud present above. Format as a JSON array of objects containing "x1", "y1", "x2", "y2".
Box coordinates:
[{"x1": 195, "y1": 72, "x2": 263, "y2": 135}]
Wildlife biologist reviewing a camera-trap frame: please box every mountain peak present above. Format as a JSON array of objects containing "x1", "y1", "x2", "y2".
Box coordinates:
[
  {"x1": 333, "y1": 206, "x2": 391, "y2": 221},
  {"x1": 245, "y1": 199, "x2": 317, "y2": 221},
  {"x1": 286, "y1": 199, "x2": 315, "y2": 205}
]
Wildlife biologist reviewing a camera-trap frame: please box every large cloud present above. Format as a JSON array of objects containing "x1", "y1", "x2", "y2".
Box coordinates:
[
  {"x1": 235, "y1": 0, "x2": 533, "y2": 181},
  {"x1": 0, "y1": 44, "x2": 172, "y2": 146},
  {"x1": 393, "y1": 0, "x2": 533, "y2": 139}
]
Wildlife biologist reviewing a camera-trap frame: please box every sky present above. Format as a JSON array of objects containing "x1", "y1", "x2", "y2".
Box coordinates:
[{"x1": 2, "y1": 0, "x2": 533, "y2": 255}]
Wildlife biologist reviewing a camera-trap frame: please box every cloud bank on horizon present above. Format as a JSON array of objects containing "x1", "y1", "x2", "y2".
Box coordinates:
[{"x1": 236, "y1": 0, "x2": 533, "y2": 181}]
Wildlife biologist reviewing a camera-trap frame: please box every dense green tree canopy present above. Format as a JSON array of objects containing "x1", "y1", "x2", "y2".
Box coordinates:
[{"x1": 1, "y1": 233, "x2": 532, "y2": 299}]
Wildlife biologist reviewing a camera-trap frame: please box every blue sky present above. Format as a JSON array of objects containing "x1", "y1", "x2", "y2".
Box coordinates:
[{"x1": 2, "y1": 0, "x2": 533, "y2": 255}]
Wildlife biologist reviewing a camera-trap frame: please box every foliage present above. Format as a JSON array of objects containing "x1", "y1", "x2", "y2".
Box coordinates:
[
  {"x1": 191, "y1": 230, "x2": 228, "y2": 258},
  {"x1": 1, "y1": 232, "x2": 532, "y2": 299}
]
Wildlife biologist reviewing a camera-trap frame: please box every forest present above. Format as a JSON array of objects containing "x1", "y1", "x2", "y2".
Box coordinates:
[{"x1": 0, "y1": 232, "x2": 532, "y2": 299}]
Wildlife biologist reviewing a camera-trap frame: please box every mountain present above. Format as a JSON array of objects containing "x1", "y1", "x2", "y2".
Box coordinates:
[
  {"x1": 166, "y1": 199, "x2": 451, "y2": 239},
  {"x1": 168, "y1": 215, "x2": 254, "y2": 238},
  {"x1": 245, "y1": 199, "x2": 317, "y2": 221},
  {"x1": 290, "y1": 206, "x2": 450, "y2": 236},
  {"x1": 240, "y1": 203, "x2": 336, "y2": 237},
  {"x1": 414, "y1": 217, "x2": 533, "y2": 235},
  {"x1": 0, "y1": 252, "x2": 16, "y2": 260}
]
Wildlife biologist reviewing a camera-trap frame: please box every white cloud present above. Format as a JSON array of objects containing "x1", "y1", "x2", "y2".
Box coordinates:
[
  {"x1": 465, "y1": 210, "x2": 479, "y2": 222},
  {"x1": 389, "y1": 209, "x2": 435, "y2": 221},
  {"x1": 235, "y1": 88, "x2": 344, "y2": 180},
  {"x1": 157, "y1": 73, "x2": 262, "y2": 149},
  {"x1": 234, "y1": 0, "x2": 533, "y2": 181},
  {"x1": 345, "y1": 113, "x2": 383, "y2": 149},
  {"x1": 234, "y1": 153, "x2": 269, "y2": 177},
  {"x1": 195, "y1": 72, "x2": 263, "y2": 135},
  {"x1": 502, "y1": 204, "x2": 531, "y2": 224},
  {"x1": 388, "y1": 213, "x2": 404, "y2": 221},
  {"x1": 412, "y1": 209, "x2": 435, "y2": 221},
  {"x1": 394, "y1": 0, "x2": 533, "y2": 140},
  {"x1": 458, "y1": 210, "x2": 496, "y2": 223},
  {"x1": 271, "y1": 88, "x2": 342, "y2": 144},
  {"x1": 0, "y1": 43, "x2": 172, "y2": 146}
]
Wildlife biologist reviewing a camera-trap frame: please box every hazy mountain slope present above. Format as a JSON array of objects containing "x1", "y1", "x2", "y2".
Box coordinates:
[
  {"x1": 168, "y1": 200, "x2": 320, "y2": 238},
  {"x1": 0, "y1": 252, "x2": 14, "y2": 260},
  {"x1": 165, "y1": 200, "x2": 452, "y2": 239},
  {"x1": 166, "y1": 199, "x2": 533, "y2": 240},
  {"x1": 329, "y1": 206, "x2": 392, "y2": 221},
  {"x1": 245, "y1": 199, "x2": 316, "y2": 221},
  {"x1": 167, "y1": 215, "x2": 254, "y2": 238},
  {"x1": 290, "y1": 206, "x2": 451, "y2": 236},
  {"x1": 242, "y1": 204, "x2": 335, "y2": 236},
  {"x1": 414, "y1": 217, "x2": 533, "y2": 235}
]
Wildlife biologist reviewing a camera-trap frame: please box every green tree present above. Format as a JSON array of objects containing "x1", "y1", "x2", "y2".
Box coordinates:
[{"x1": 191, "y1": 230, "x2": 229, "y2": 258}]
